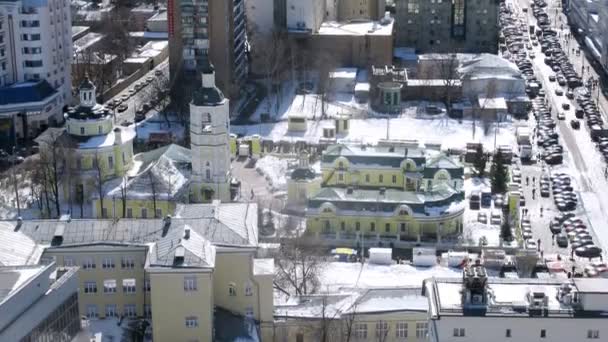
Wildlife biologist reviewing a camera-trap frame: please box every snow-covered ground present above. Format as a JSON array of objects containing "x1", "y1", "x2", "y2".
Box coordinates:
[
  {"x1": 255, "y1": 156, "x2": 296, "y2": 192},
  {"x1": 317, "y1": 261, "x2": 462, "y2": 292},
  {"x1": 233, "y1": 113, "x2": 515, "y2": 152}
]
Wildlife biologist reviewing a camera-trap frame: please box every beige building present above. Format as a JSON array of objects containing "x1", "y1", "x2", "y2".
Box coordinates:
[
  {"x1": 3, "y1": 201, "x2": 274, "y2": 341},
  {"x1": 275, "y1": 287, "x2": 430, "y2": 342}
]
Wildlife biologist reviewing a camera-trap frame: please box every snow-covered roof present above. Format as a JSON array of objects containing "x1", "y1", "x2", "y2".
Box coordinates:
[
  {"x1": 106, "y1": 144, "x2": 191, "y2": 200},
  {"x1": 0, "y1": 224, "x2": 43, "y2": 266},
  {"x1": 317, "y1": 20, "x2": 394, "y2": 36},
  {"x1": 458, "y1": 54, "x2": 523, "y2": 81}
]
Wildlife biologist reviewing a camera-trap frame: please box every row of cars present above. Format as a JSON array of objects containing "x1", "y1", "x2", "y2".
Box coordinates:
[
  {"x1": 532, "y1": 2, "x2": 583, "y2": 89},
  {"x1": 532, "y1": 98, "x2": 564, "y2": 164},
  {"x1": 105, "y1": 71, "x2": 162, "y2": 114}
]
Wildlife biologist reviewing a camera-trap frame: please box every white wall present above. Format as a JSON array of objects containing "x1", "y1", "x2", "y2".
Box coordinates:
[{"x1": 432, "y1": 315, "x2": 606, "y2": 342}]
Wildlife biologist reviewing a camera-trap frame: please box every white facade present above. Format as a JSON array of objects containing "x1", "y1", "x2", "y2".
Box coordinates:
[
  {"x1": 189, "y1": 68, "x2": 232, "y2": 202},
  {"x1": 0, "y1": 0, "x2": 72, "y2": 100},
  {"x1": 286, "y1": 0, "x2": 326, "y2": 32},
  {"x1": 426, "y1": 270, "x2": 608, "y2": 342}
]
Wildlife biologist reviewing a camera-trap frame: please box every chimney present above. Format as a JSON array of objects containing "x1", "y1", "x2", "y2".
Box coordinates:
[
  {"x1": 202, "y1": 70, "x2": 215, "y2": 88},
  {"x1": 114, "y1": 127, "x2": 122, "y2": 145}
]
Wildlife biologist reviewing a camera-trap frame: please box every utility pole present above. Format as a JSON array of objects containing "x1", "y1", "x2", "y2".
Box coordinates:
[{"x1": 11, "y1": 146, "x2": 20, "y2": 217}]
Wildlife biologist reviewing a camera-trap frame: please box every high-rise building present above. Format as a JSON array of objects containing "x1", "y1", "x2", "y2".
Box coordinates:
[
  {"x1": 189, "y1": 64, "x2": 232, "y2": 202},
  {"x1": 0, "y1": 0, "x2": 72, "y2": 141},
  {"x1": 168, "y1": 0, "x2": 248, "y2": 95},
  {"x1": 395, "y1": 0, "x2": 498, "y2": 53}
]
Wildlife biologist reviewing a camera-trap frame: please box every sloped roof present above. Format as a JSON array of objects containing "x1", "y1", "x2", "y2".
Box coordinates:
[
  {"x1": 8, "y1": 205, "x2": 258, "y2": 248},
  {"x1": 458, "y1": 54, "x2": 523, "y2": 81},
  {"x1": 0, "y1": 224, "x2": 43, "y2": 266},
  {"x1": 0, "y1": 80, "x2": 58, "y2": 105},
  {"x1": 107, "y1": 144, "x2": 192, "y2": 200},
  {"x1": 148, "y1": 224, "x2": 215, "y2": 268}
]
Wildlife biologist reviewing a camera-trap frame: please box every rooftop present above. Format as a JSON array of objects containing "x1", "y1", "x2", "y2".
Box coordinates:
[
  {"x1": 0, "y1": 203, "x2": 258, "y2": 250},
  {"x1": 317, "y1": 20, "x2": 394, "y2": 36}
]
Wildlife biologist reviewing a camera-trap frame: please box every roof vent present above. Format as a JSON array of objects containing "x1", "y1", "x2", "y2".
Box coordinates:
[{"x1": 51, "y1": 224, "x2": 65, "y2": 246}]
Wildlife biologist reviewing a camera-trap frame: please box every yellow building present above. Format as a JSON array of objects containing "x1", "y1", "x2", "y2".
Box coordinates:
[
  {"x1": 36, "y1": 76, "x2": 135, "y2": 211},
  {"x1": 7, "y1": 202, "x2": 274, "y2": 341},
  {"x1": 274, "y1": 287, "x2": 430, "y2": 342},
  {"x1": 306, "y1": 143, "x2": 465, "y2": 243}
]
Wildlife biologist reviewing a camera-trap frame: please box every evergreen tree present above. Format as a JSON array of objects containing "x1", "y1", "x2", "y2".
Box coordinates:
[
  {"x1": 473, "y1": 145, "x2": 487, "y2": 177},
  {"x1": 491, "y1": 150, "x2": 508, "y2": 194}
]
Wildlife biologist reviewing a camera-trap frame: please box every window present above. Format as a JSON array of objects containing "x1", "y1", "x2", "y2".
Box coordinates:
[
  {"x1": 376, "y1": 321, "x2": 388, "y2": 338},
  {"x1": 453, "y1": 328, "x2": 465, "y2": 337},
  {"x1": 245, "y1": 282, "x2": 253, "y2": 296},
  {"x1": 64, "y1": 256, "x2": 75, "y2": 267},
  {"x1": 229, "y1": 283, "x2": 237, "y2": 296},
  {"x1": 587, "y1": 330, "x2": 600, "y2": 339},
  {"x1": 105, "y1": 304, "x2": 118, "y2": 317},
  {"x1": 392, "y1": 175, "x2": 397, "y2": 183},
  {"x1": 126, "y1": 208, "x2": 133, "y2": 218},
  {"x1": 396, "y1": 322, "x2": 408, "y2": 338},
  {"x1": 185, "y1": 316, "x2": 199, "y2": 328},
  {"x1": 141, "y1": 208, "x2": 148, "y2": 218},
  {"x1": 155, "y1": 208, "x2": 162, "y2": 218},
  {"x1": 124, "y1": 304, "x2": 137, "y2": 317},
  {"x1": 416, "y1": 322, "x2": 428, "y2": 338},
  {"x1": 506, "y1": 329, "x2": 511, "y2": 337},
  {"x1": 121, "y1": 256, "x2": 135, "y2": 269},
  {"x1": 144, "y1": 304, "x2": 152, "y2": 318},
  {"x1": 86, "y1": 305, "x2": 98, "y2": 318},
  {"x1": 84, "y1": 281, "x2": 97, "y2": 293},
  {"x1": 379, "y1": 175, "x2": 383, "y2": 183},
  {"x1": 370, "y1": 222, "x2": 375, "y2": 232},
  {"x1": 184, "y1": 276, "x2": 198, "y2": 291},
  {"x1": 102, "y1": 257, "x2": 115, "y2": 269},
  {"x1": 385, "y1": 223, "x2": 390, "y2": 233},
  {"x1": 108, "y1": 156, "x2": 114, "y2": 169},
  {"x1": 123, "y1": 279, "x2": 136, "y2": 294},
  {"x1": 82, "y1": 257, "x2": 96, "y2": 269},
  {"x1": 354, "y1": 323, "x2": 367, "y2": 339},
  {"x1": 541, "y1": 329, "x2": 546, "y2": 338}
]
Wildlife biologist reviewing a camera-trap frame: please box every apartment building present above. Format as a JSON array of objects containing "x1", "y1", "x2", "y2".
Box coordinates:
[
  {"x1": 306, "y1": 143, "x2": 465, "y2": 244},
  {"x1": 0, "y1": 262, "x2": 80, "y2": 341},
  {"x1": 425, "y1": 263, "x2": 608, "y2": 341},
  {"x1": 568, "y1": 0, "x2": 608, "y2": 74},
  {"x1": 168, "y1": 0, "x2": 248, "y2": 95},
  {"x1": 3, "y1": 201, "x2": 274, "y2": 341},
  {"x1": 0, "y1": 0, "x2": 72, "y2": 141},
  {"x1": 395, "y1": 0, "x2": 499, "y2": 53}
]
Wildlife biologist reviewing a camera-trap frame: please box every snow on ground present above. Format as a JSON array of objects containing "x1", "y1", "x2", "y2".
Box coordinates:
[
  {"x1": 318, "y1": 261, "x2": 462, "y2": 292},
  {"x1": 255, "y1": 156, "x2": 296, "y2": 192},
  {"x1": 233, "y1": 114, "x2": 515, "y2": 152}
]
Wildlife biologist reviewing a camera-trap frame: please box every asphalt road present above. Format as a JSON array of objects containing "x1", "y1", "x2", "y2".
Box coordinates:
[
  {"x1": 106, "y1": 60, "x2": 170, "y2": 125},
  {"x1": 507, "y1": 0, "x2": 606, "y2": 264}
]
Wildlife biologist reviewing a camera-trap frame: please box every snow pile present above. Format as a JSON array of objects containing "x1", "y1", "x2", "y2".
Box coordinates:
[{"x1": 255, "y1": 156, "x2": 294, "y2": 192}]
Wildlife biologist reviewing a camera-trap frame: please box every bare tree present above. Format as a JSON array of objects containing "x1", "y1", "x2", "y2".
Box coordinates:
[
  {"x1": 147, "y1": 172, "x2": 158, "y2": 218},
  {"x1": 93, "y1": 151, "x2": 106, "y2": 218},
  {"x1": 438, "y1": 54, "x2": 460, "y2": 117},
  {"x1": 274, "y1": 237, "x2": 322, "y2": 296},
  {"x1": 37, "y1": 130, "x2": 66, "y2": 217}
]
